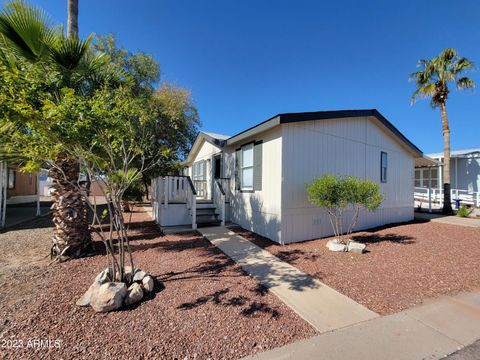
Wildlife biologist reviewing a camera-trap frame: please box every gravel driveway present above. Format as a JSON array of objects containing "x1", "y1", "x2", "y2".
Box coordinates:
[{"x1": 0, "y1": 208, "x2": 316, "y2": 359}]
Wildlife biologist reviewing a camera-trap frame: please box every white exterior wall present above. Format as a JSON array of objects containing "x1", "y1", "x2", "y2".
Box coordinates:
[
  {"x1": 187, "y1": 140, "x2": 223, "y2": 199},
  {"x1": 226, "y1": 127, "x2": 283, "y2": 242},
  {"x1": 281, "y1": 116, "x2": 414, "y2": 244}
]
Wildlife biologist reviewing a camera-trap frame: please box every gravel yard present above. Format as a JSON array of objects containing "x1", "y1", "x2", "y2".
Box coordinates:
[
  {"x1": 230, "y1": 219, "x2": 480, "y2": 315},
  {"x1": 0, "y1": 208, "x2": 316, "y2": 359}
]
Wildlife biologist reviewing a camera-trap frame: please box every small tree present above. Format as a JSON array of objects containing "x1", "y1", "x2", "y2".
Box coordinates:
[{"x1": 306, "y1": 175, "x2": 383, "y2": 243}]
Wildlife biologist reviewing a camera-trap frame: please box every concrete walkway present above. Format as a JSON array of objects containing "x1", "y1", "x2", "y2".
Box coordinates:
[
  {"x1": 415, "y1": 212, "x2": 480, "y2": 228},
  {"x1": 199, "y1": 226, "x2": 378, "y2": 333},
  {"x1": 245, "y1": 290, "x2": 480, "y2": 360}
]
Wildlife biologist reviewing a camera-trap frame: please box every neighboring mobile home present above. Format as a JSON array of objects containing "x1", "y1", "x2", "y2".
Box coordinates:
[
  {"x1": 152, "y1": 109, "x2": 427, "y2": 244},
  {"x1": 414, "y1": 148, "x2": 480, "y2": 208}
]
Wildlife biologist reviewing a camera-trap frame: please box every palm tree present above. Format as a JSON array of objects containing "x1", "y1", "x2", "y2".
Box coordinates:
[
  {"x1": 410, "y1": 48, "x2": 475, "y2": 214},
  {"x1": 0, "y1": 1, "x2": 109, "y2": 260},
  {"x1": 67, "y1": 0, "x2": 78, "y2": 39}
]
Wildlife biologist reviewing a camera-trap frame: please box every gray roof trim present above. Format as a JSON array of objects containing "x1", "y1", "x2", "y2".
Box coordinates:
[{"x1": 226, "y1": 109, "x2": 423, "y2": 156}]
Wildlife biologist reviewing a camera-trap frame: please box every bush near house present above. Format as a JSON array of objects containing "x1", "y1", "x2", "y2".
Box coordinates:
[
  {"x1": 306, "y1": 175, "x2": 383, "y2": 243},
  {"x1": 457, "y1": 204, "x2": 473, "y2": 218}
]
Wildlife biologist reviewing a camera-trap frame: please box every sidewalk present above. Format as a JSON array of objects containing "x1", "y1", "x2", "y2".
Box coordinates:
[
  {"x1": 415, "y1": 212, "x2": 480, "y2": 228},
  {"x1": 245, "y1": 290, "x2": 480, "y2": 360},
  {"x1": 199, "y1": 226, "x2": 378, "y2": 333}
]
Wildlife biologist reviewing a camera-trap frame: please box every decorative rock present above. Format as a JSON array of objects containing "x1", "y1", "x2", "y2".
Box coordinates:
[
  {"x1": 125, "y1": 282, "x2": 144, "y2": 306},
  {"x1": 326, "y1": 239, "x2": 347, "y2": 252},
  {"x1": 347, "y1": 241, "x2": 367, "y2": 254},
  {"x1": 94, "y1": 268, "x2": 112, "y2": 284},
  {"x1": 90, "y1": 282, "x2": 127, "y2": 313},
  {"x1": 133, "y1": 270, "x2": 147, "y2": 282},
  {"x1": 142, "y1": 275, "x2": 154, "y2": 292},
  {"x1": 76, "y1": 281, "x2": 101, "y2": 307}
]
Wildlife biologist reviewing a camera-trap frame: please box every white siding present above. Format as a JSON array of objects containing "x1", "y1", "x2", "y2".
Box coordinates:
[
  {"x1": 281, "y1": 116, "x2": 414, "y2": 244},
  {"x1": 226, "y1": 127, "x2": 283, "y2": 242},
  {"x1": 187, "y1": 140, "x2": 223, "y2": 199}
]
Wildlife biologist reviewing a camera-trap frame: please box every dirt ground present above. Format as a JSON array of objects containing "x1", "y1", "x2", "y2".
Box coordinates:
[
  {"x1": 231, "y1": 219, "x2": 480, "y2": 315},
  {"x1": 0, "y1": 208, "x2": 316, "y2": 359}
]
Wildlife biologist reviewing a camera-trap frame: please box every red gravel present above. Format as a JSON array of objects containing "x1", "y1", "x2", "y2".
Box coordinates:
[
  {"x1": 230, "y1": 220, "x2": 480, "y2": 315},
  {"x1": 0, "y1": 208, "x2": 316, "y2": 359}
]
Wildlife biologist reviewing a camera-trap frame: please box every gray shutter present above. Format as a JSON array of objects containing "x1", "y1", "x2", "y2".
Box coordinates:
[
  {"x1": 253, "y1": 141, "x2": 263, "y2": 191},
  {"x1": 235, "y1": 149, "x2": 242, "y2": 190}
]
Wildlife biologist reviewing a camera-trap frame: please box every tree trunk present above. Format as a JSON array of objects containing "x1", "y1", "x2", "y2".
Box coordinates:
[
  {"x1": 67, "y1": 0, "x2": 79, "y2": 39},
  {"x1": 440, "y1": 102, "x2": 453, "y2": 214},
  {"x1": 49, "y1": 156, "x2": 91, "y2": 261},
  {"x1": 143, "y1": 177, "x2": 149, "y2": 200}
]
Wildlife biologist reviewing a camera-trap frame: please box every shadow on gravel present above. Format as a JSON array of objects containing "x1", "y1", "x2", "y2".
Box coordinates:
[
  {"x1": 121, "y1": 278, "x2": 166, "y2": 311},
  {"x1": 351, "y1": 233, "x2": 415, "y2": 245},
  {"x1": 156, "y1": 255, "x2": 244, "y2": 283},
  {"x1": 178, "y1": 286, "x2": 281, "y2": 319}
]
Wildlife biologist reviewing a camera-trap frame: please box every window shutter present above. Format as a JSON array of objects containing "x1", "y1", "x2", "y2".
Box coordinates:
[
  {"x1": 235, "y1": 149, "x2": 242, "y2": 190},
  {"x1": 253, "y1": 141, "x2": 263, "y2": 191}
]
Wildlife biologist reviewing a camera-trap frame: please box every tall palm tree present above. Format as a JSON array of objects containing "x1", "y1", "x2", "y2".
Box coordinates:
[
  {"x1": 410, "y1": 48, "x2": 475, "y2": 214},
  {"x1": 0, "y1": 1, "x2": 108, "y2": 260},
  {"x1": 67, "y1": 0, "x2": 78, "y2": 39}
]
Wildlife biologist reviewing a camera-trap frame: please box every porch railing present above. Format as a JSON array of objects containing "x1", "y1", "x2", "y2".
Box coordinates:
[
  {"x1": 216, "y1": 178, "x2": 231, "y2": 202},
  {"x1": 414, "y1": 186, "x2": 480, "y2": 210},
  {"x1": 151, "y1": 175, "x2": 197, "y2": 229},
  {"x1": 193, "y1": 180, "x2": 208, "y2": 200},
  {"x1": 213, "y1": 179, "x2": 226, "y2": 226}
]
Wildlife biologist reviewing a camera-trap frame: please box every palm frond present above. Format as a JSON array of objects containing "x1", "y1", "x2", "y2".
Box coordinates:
[
  {"x1": 439, "y1": 48, "x2": 457, "y2": 63},
  {"x1": 48, "y1": 33, "x2": 93, "y2": 71},
  {"x1": 0, "y1": 0, "x2": 55, "y2": 62},
  {"x1": 457, "y1": 77, "x2": 475, "y2": 90},
  {"x1": 453, "y1": 57, "x2": 475, "y2": 74}
]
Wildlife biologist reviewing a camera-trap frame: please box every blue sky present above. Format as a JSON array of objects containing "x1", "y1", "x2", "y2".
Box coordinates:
[{"x1": 24, "y1": 0, "x2": 480, "y2": 153}]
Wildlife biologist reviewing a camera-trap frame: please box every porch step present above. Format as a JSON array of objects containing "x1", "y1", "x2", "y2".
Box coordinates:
[{"x1": 195, "y1": 206, "x2": 221, "y2": 227}]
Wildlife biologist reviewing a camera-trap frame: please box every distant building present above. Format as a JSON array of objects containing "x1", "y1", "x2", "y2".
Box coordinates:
[
  {"x1": 5, "y1": 165, "x2": 39, "y2": 205},
  {"x1": 415, "y1": 148, "x2": 480, "y2": 193}
]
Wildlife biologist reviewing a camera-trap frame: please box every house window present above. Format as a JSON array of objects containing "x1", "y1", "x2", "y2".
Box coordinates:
[
  {"x1": 415, "y1": 168, "x2": 438, "y2": 188},
  {"x1": 7, "y1": 168, "x2": 15, "y2": 189},
  {"x1": 192, "y1": 161, "x2": 205, "y2": 181},
  {"x1": 380, "y1": 152, "x2": 387, "y2": 183},
  {"x1": 241, "y1": 143, "x2": 254, "y2": 190}
]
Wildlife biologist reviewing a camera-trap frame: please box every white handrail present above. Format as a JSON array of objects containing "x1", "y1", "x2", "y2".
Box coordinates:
[
  {"x1": 415, "y1": 186, "x2": 479, "y2": 207},
  {"x1": 213, "y1": 179, "x2": 225, "y2": 226},
  {"x1": 151, "y1": 176, "x2": 197, "y2": 229}
]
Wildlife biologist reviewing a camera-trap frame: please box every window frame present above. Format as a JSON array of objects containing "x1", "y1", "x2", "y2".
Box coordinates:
[
  {"x1": 241, "y1": 143, "x2": 254, "y2": 191},
  {"x1": 380, "y1": 151, "x2": 388, "y2": 183}
]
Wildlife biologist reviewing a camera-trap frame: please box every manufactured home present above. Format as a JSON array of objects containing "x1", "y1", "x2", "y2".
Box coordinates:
[
  {"x1": 152, "y1": 109, "x2": 428, "y2": 244},
  {"x1": 414, "y1": 148, "x2": 480, "y2": 208}
]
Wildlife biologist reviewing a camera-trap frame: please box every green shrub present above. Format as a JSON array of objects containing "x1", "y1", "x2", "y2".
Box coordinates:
[
  {"x1": 457, "y1": 205, "x2": 473, "y2": 218},
  {"x1": 306, "y1": 175, "x2": 383, "y2": 243}
]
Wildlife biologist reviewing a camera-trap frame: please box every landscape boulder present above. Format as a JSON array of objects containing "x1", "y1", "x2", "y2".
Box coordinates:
[
  {"x1": 326, "y1": 239, "x2": 347, "y2": 252},
  {"x1": 76, "y1": 281, "x2": 101, "y2": 307},
  {"x1": 95, "y1": 268, "x2": 112, "y2": 284},
  {"x1": 90, "y1": 282, "x2": 127, "y2": 313},
  {"x1": 142, "y1": 275, "x2": 154, "y2": 292},
  {"x1": 125, "y1": 282, "x2": 144, "y2": 306},
  {"x1": 133, "y1": 270, "x2": 147, "y2": 282},
  {"x1": 347, "y1": 240, "x2": 367, "y2": 254}
]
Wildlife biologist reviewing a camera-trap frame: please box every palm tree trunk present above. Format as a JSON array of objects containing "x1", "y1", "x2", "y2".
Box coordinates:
[
  {"x1": 440, "y1": 102, "x2": 453, "y2": 214},
  {"x1": 67, "y1": 0, "x2": 78, "y2": 38},
  {"x1": 49, "y1": 156, "x2": 91, "y2": 260}
]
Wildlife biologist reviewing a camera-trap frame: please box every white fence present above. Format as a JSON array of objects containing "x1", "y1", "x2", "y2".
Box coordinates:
[
  {"x1": 151, "y1": 176, "x2": 197, "y2": 229},
  {"x1": 415, "y1": 186, "x2": 480, "y2": 210}
]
